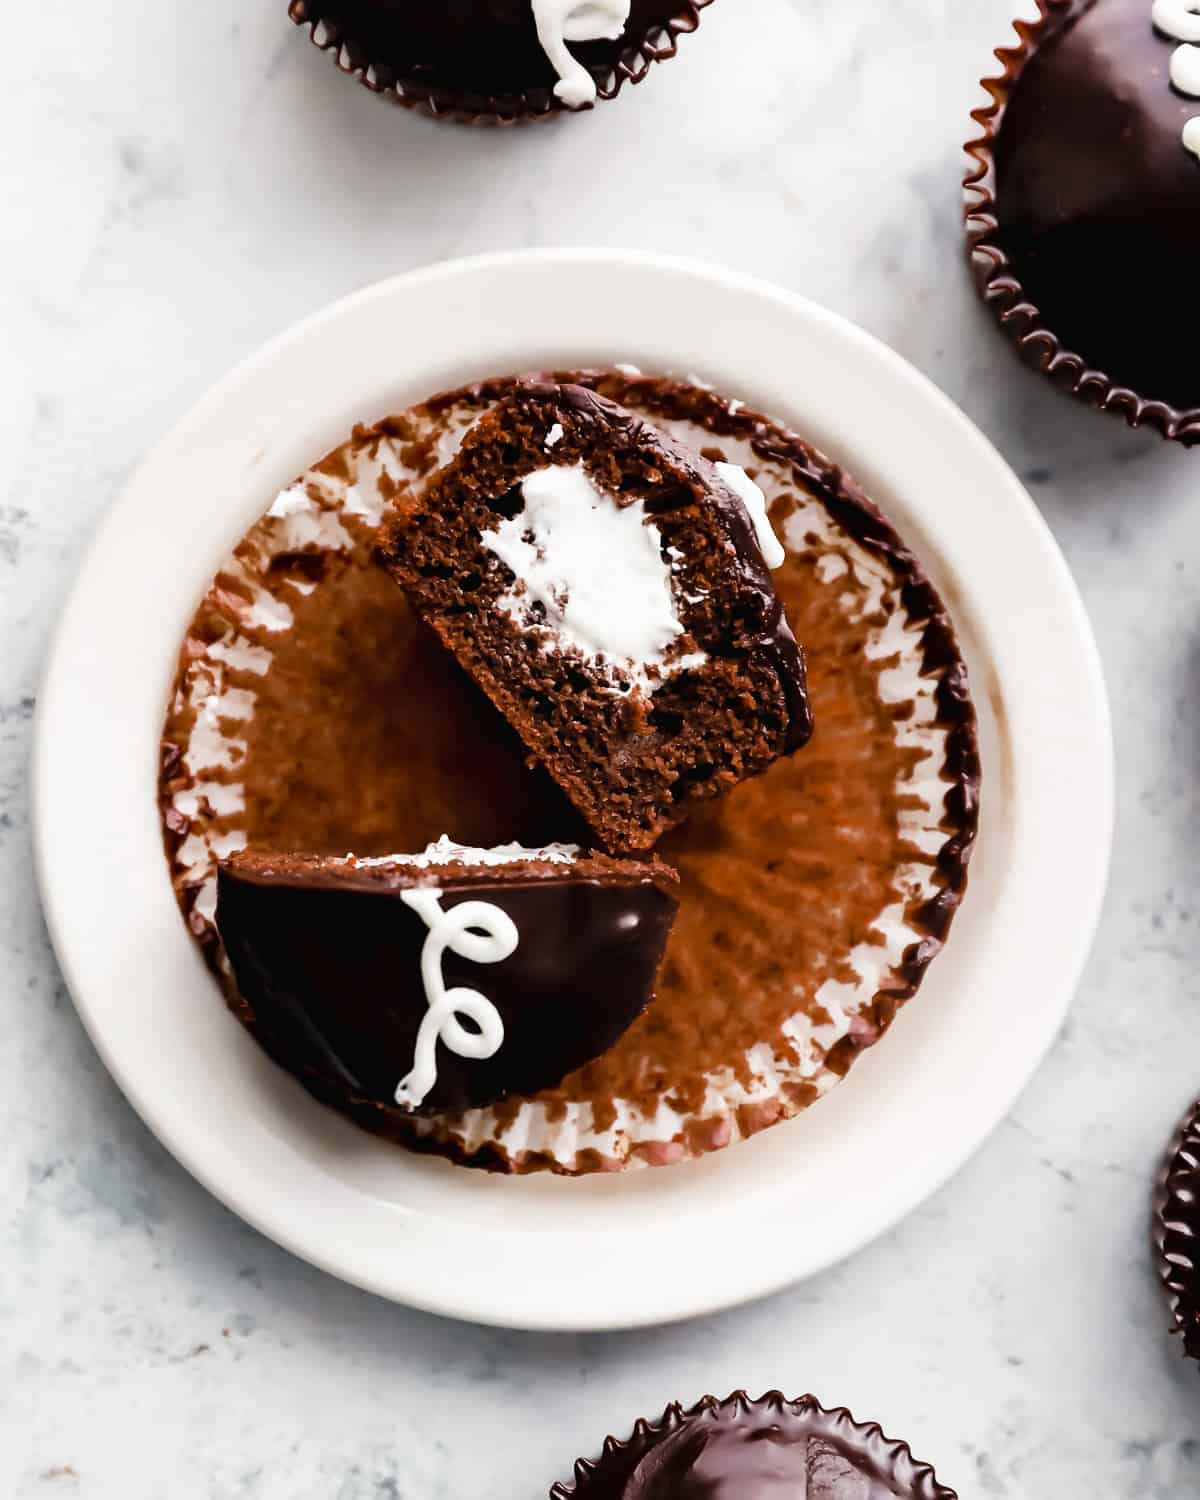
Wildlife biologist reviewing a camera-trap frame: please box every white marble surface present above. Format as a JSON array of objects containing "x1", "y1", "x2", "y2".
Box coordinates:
[{"x1": 3, "y1": 1, "x2": 1199, "y2": 1494}]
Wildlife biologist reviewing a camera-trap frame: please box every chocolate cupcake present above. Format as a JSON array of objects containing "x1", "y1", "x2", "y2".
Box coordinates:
[
  {"x1": 965, "y1": 0, "x2": 1200, "y2": 444},
  {"x1": 551, "y1": 1393, "x2": 957, "y2": 1499},
  {"x1": 288, "y1": 0, "x2": 714, "y2": 124},
  {"x1": 1154, "y1": 1095, "x2": 1200, "y2": 1364}
]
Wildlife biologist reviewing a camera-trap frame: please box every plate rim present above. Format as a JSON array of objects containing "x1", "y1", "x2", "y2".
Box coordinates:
[{"x1": 32, "y1": 248, "x2": 1114, "y2": 1330}]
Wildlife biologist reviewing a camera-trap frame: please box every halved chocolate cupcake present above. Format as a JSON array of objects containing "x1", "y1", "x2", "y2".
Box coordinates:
[
  {"x1": 965, "y1": 0, "x2": 1200, "y2": 444},
  {"x1": 160, "y1": 369, "x2": 979, "y2": 1176},
  {"x1": 1154, "y1": 1095, "x2": 1200, "y2": 1365},
  {"x1": 288, "y1": 0, "x2": 714, "y2": 124},
  {"x1": 551, "y1": 1393, "x2": 957, "y2": 1499},
  {"x1": 217, "y1": 840, "x2": 678, "y2": 1117}
]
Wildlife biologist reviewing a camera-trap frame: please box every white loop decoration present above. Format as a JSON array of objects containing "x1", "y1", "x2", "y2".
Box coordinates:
[
  {"x1": 1153, "y1": 4, "x2": 1200, "y2": 161},
  {"x1": 531, "y1": 0, "x2": 632, "y2": 109},
  {"x1": 394, "y1": 887, "x2": 518, "y2": 1110},
  {"x1": 1155, "y1": 0, "x2": 1200, "y2": 42},
  {"x1": 1172, "y1": 40, "x2": 1200, "y2": 92}
]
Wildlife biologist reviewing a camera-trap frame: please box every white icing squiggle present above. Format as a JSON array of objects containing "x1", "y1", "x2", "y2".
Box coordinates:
[
  {"x1": 1155, "y1": 0, "x2": 1200, "y2": 158},
  {"x1": 714, "y1": 462, "x2": 787, "y2": 570},
  {"x1": 531, "y1": 0, "x2": 632, "y2": 108},
  {"x1": 394, "y1": 888, "x2": 518, "y2": 1110},
  {"x1": 1173, "y1": 40, "x2": 1200, "y2": 90},
  {"x1": 1156, "y1": 0, "x2": 1200, "y2": 42}
]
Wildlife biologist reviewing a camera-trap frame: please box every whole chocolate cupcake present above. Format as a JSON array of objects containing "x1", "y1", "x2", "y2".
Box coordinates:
[
  {"x1": 1155, "y1": 1096, "x2": 1200, "y2": 1365},
  {"x1": 965, "y1": 0, "x2": 1200, "y2": 444},
  {"x1": 551, "y1": 1393, "x2": 957, "y2": 1499},
  {"x1": 289, "y1": 0, "x2": 714, "y2": 123}
]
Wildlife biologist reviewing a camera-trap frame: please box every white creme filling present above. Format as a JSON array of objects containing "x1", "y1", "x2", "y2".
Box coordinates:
[
  {"x1": 344, "y1": 837, "x2": 581, "y2": 870},
  {"x1": 481, "y1": 462, "x2": 705, "y2": 695}
]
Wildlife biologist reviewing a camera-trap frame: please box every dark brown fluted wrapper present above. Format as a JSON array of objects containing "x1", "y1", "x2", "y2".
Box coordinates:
[
  {"x1": 550, "y1": 1392, "x2": 958, "y2": 1500},
  {"x1": 963, "y1": 0, "x2": 1200, "y2": 446},
  {"x1": 1154, "y1": 1097, "x2": 1200, "y2": 1366},
  {"x1": 287, "y1": 0, "x2": 714, "y2": 126},
  {"x1": 159, "y1": 370, "x2": 981, "y2": 1178}
]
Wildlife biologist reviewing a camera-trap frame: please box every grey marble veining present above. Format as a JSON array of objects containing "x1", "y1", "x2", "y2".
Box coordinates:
[{"x1": 3, "y1": 1, "x2": 1199, "y2": 1494}]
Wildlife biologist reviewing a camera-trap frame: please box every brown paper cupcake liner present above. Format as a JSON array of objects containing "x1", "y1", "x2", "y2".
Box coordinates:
[
  {"x1": 963, "y1": 0, "x2": 1200, "y2": 446},
  {"x1": 550, "y1": 1392, "x2": 958, "y2": 1500},
  {"x1": 1154, "y1": 1096, "x2": 1200, "y2": 1366},
  {"x1": 288, "y1": 0, "x2": 714, "y2": 126},
  {"x1": 160, "y1": 370, "x2": 980, "y2": 1177}
]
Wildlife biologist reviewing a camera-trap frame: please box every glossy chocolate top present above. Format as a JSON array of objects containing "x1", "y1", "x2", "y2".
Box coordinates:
[
  {"x1": 294, "y1": 0, "x2": 694, "y2": 99},
  {"x1": 992, "y1": 0, "x2": 1200, "y2": 412},
  {"x1": 216, "y1": 848, "x2": 678, "y2": 1116},
  {"x1": 553, "y1": 1394, "x2": 957, "y2": 1500}
]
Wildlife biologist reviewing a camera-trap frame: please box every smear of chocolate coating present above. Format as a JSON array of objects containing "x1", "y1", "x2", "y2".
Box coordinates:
[
  {"x1": 159, "y1": 372, "x2": 981, "y2": 1175},
  {"x1": 1154, "y1": 1096, "x2": 1200, "y2": 1365},
  {"x1": 965, "y1": 0, "x2": 1200, "y2": 444},
  {"x1": 549, "y1": 1393, "x2": 957, "y2": 1500}
]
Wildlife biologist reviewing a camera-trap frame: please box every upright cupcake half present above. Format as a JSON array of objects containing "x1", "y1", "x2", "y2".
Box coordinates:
[{"x1": 966, "y1": 0, "x2": 1200, "y2": 443}]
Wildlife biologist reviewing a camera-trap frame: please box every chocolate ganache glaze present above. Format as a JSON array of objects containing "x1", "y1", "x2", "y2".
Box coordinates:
[
  {"x1": 217, "y1": 846, "x2": 678, "y2": 1116},
  {"x1": 977, "y1": 0, "x2": 1200, "y2": 424},
  {"x1": 551, "y1": 1394, "x2": 958, "y2": 1500},
  {"x1": 1155, "y1": 1094, "x2": 1200, "y2": 1365}
]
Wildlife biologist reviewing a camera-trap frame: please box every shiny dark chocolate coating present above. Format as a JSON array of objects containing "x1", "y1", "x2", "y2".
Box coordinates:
[
  {"x1": 292, "y1": 0, "x2": 699, "y2": 102},
  {"x1": 1155, "y1": 1096, "x2": 1200, "y2": 1365},
  {"x1": 217, "y1": 851, "x2": 677, "y2": 1116},
  {"x1": 992, "y1": 0, "x2": 1200, "y2": 413},
  {"x1": 552, "y1": 1394, "x2": 957, "y2": 1500}
]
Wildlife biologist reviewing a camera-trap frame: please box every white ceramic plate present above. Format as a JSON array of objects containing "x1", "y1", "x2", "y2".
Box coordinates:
[{"x1": 33, "y1": 251, "x2": 1113, "y2": 1331}]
